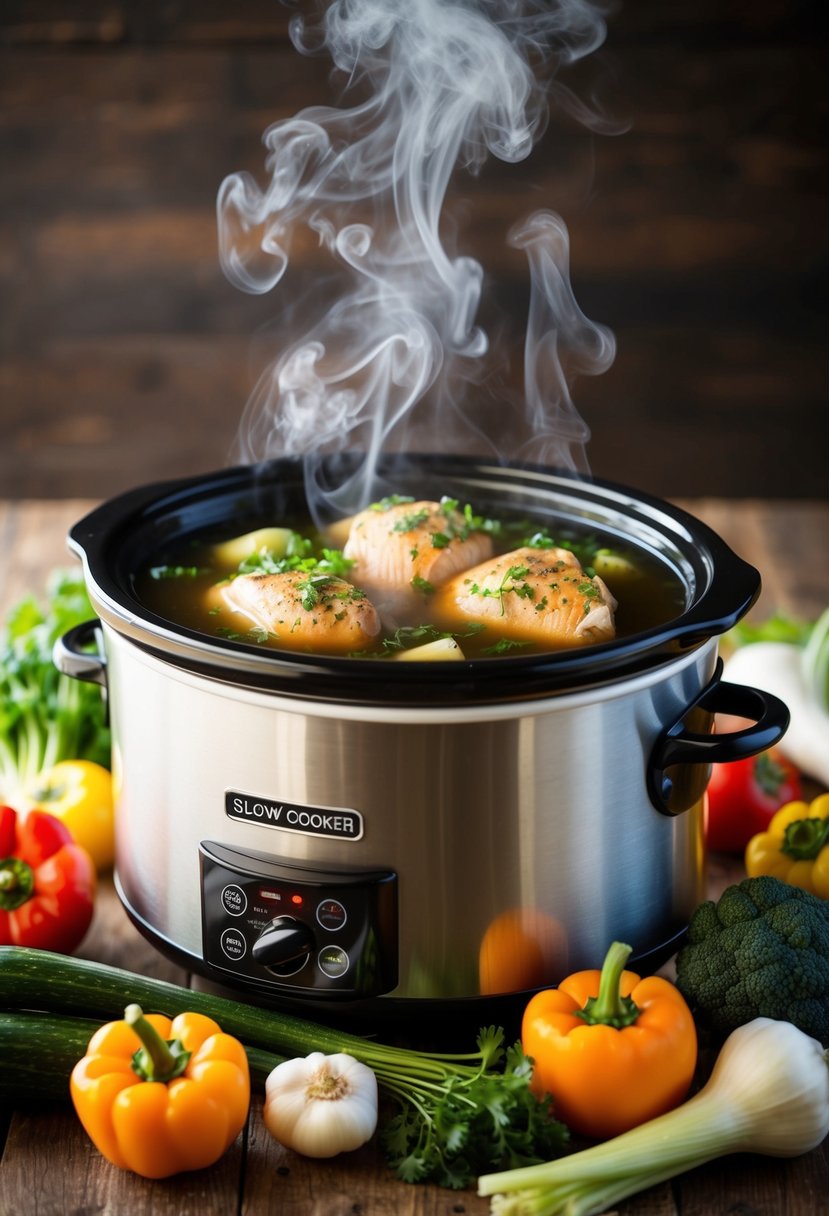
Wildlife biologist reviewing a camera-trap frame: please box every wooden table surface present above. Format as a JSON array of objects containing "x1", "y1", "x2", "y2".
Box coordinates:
[{"x1": 1, "y1": 496, "x2": 828, "y2": 1216}]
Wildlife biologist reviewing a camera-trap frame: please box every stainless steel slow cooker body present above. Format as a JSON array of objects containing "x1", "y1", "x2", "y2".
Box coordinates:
[{"x1": 58, "y1": 454, "x2": 788, "y2": 1011}]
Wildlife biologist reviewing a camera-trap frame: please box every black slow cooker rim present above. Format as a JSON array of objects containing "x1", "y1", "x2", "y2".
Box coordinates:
[{"x1": 67, "y1": 454, "x2": 760, "y2": 705}]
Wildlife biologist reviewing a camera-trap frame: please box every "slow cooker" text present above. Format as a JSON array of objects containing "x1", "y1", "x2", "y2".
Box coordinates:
[{"x1": 225, "y1": 792, "x2": 363, "y2": 840}]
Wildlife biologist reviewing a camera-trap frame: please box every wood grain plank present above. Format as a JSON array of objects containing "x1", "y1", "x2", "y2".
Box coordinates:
[
  {"x1": 1, "y1": 1109, "x2": 245, "y2": 1216},
  {"x1": 0, "y1": 500, "x2": 95, "y2": 613},
  {"x1": 679, "y1": 499, "x2": 829, "y2": 620}
]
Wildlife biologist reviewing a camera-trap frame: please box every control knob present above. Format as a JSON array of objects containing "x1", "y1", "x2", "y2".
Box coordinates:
[{"x1": 252, "y1": 915, "x2": 315, "y2": 974}]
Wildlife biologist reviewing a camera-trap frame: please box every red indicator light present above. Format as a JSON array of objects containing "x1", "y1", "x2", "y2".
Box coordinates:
[{"x1": 290, "y1": 893, "x2": 304, "y2": 906}]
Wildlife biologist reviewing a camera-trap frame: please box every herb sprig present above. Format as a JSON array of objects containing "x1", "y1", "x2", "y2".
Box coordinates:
[
  {"x1": 468, "y1": 564, "x2": 534, "y2": 616},
  {"x1": 378, "y1": 622, "x2": 486, "y2": 655},
  {"x1": 377, "y1": 1026, "x2": 569, "y2": 1187}
]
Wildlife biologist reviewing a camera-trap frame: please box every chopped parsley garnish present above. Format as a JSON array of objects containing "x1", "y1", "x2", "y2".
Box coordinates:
[
  {"x1": 295, "y1": 574, "x2": 366, "y2": 612},
  {"x1": 371, "y1": 494, "x2": 415, "y2": 512},
  {"x1": 379, "y1": 622, "x2": 486, "y2": 655},
  {"x1": 296, "y1": 573, "x2": 330, "y2": 611},
  {"x1": 216, "y1": 625, "x2": 276, "y2": 645},
  {"x1": 524, "y1": 530, "x2": 556, "y2": 549},
  {"x1": 391, "y1": 508, "x2": 431, "y2": 533},
  {"x1": 411, "y1": 575, "x2": 435, "y2": 595},
  {"x1": 483, "y1": 637, "x2": 532, "y2": 656},
  {"x1": 469, "y1": 564, "x2": 534, "y2": 615},
  {"x1": 237, "y1": 545, "x2": 354, "y2": 580},
  {"x1": 438, "y1": 497, "x2": 502, "y2": 542},
  {"x1": 149, "y1": 565, "x2": 207, "y2": 580}
]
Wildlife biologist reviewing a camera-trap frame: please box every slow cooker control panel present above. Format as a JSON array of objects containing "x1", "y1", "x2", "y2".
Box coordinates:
[{"x1": 199, "y1": 841, "x2": 398, "y2": 998}]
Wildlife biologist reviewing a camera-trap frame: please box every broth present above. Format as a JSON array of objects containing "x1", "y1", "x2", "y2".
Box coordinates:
[{"x1": 135, "y1": 496, "x2": 686, "y2": 660}]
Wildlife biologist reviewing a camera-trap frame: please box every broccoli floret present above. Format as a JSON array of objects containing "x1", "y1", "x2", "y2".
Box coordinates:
[{"x1": 675, "y1": 876, "x2": 829, "y2": 1046}]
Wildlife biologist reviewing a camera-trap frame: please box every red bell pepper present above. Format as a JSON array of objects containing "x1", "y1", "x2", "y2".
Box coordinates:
[
  {"x1": 0, "y1": 805, "x2": 95, "y2": 952},
  {"x1": 705, "y1": 747, "x2": 802, "y2": 854}
]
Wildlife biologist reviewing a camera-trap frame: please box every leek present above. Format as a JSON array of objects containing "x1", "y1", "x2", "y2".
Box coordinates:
[{"x1": 478, "y1": 1018, "x2": 829, "y2": 1216}]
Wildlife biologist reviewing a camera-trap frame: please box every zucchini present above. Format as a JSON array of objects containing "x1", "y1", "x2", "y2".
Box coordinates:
[
  {"x1": 0, "y1": 1007, "x2": 283, "y2": 1105},
  {"x1": 0, "y1": 946, "x2": 363, "y2": 1060},
  {"x1": 0, "y1": 1011, "x2": 97, "y2": 1104}
]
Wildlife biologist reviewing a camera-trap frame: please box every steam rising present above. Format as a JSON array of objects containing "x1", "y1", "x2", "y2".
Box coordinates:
[{"x1": 218, "y1": 0, "x2": 616, "y2": 515}]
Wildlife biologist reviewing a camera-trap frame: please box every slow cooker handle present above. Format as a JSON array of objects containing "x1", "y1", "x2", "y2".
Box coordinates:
[
  {"x1": 648, "y1": 667, "x2": 790, "y2": 817},
  {"x1": 53, "y1": 619, "x2": 108, "y2": 689}
]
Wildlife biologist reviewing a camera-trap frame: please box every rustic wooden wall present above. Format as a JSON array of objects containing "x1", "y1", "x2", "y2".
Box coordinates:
[{"x1": 1, "y1": 1, "x2": 826, "y2": 501}]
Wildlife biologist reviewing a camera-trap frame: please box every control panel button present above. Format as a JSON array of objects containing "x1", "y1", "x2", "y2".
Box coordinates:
[
  {"x1": 221, "y1": 884, "x2": 247, "y2": 916},
  {"x1": 220, "y1": 928, "x2": 247, "y2": 960},
  {"x1": 316, "y1": 898, "x2": 347, "y2": 931},
  {"x1": 318, "y1": 945, "x2": 349, "y2": 979}
]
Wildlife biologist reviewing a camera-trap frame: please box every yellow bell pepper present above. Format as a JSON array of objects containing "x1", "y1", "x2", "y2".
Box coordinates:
[
  {"x1": 745, "y1": 793, "x2": 829, "y2": 898},
  {"x1": 27, "y1": 760, "x2": 114, "y2": 871},
  {"x1": 70, "y1": 1004, "x2": 250, "y2": 1178}
]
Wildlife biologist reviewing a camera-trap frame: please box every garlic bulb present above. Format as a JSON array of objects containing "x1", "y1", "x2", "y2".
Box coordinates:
[{"x1": 263, "y1": 1052, "x2": 378, "y2": 1158}]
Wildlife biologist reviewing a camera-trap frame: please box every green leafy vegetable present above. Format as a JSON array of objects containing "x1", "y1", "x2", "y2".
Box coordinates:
[
  {"x1": 0, "y1": 571, "x2": 110, "y2": 802},
  {"x1": 729, "y1": 612, "x2": 812, "y2": 648}
]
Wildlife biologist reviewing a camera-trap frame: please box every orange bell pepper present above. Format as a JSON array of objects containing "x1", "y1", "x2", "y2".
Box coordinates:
[
  {"x1": 521, "y1": 941, "x2": 697, "y2": 1140},
  {"x1": 70, "y1": 1004, "x2": 250, "y2": 1178}
]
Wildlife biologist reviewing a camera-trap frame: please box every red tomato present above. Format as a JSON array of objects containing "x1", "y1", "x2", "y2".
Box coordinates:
[{"x1": 705, "y1": 748, "x2": 802, "y2": 853}]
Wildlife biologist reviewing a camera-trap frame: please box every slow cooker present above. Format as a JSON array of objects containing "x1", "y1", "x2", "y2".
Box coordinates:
[{"x1": 55, "y1": 454, "x2": 788, "y2": 1013}]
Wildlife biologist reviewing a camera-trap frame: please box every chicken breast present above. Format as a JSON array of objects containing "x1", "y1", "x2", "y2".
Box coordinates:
[
  {"x1": 435, "y1": 546, "x2": 617, "y2": 648},
  {"x1": 343, "y1": 500, "x2": 494, "y2": 605},
  {"x1": 209, "y1": 570, "x2": 381, "y2": 654}
]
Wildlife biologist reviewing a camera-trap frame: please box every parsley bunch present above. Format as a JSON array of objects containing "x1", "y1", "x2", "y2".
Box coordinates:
[{"x1": 376, "y1": 1025, "x2": 568, "y2": 1188}]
